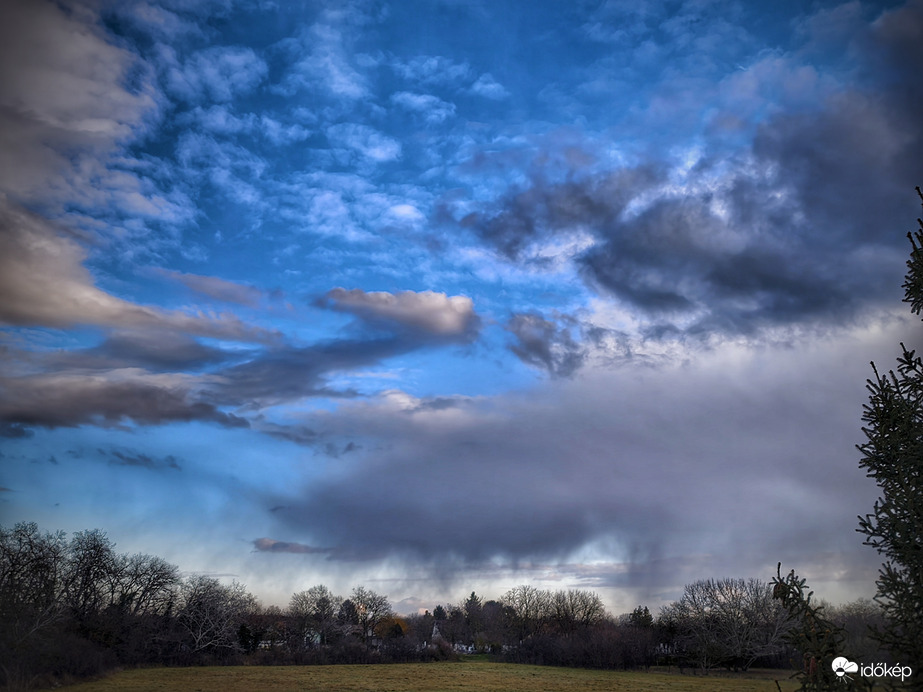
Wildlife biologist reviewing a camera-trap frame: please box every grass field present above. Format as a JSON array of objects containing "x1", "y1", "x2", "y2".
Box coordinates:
[{"x1": 61, "y1": 661, "x2": 800, "y2": 691}]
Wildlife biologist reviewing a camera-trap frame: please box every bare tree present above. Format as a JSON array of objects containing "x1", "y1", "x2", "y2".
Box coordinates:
[
  {"x1": 661, "y1": 578, "x2": 790, "y2": 673},
  {"x1": 289, "y1": 584, "x2": 342, "y2": 646},
  {"x1": 549, "y1": 589, "x2": 606, "y2": 636},
  {"x1": 502, "y1": 585, "x2": 550, "y2": 641},
  {"x1": 62, "y1": 529, "x2": 119, "y2": 618},
  {"x1": 0, "y1": 523, "x2": 69, "y2": 687},
  {"x1": 350, "y1": 586, "x2": 391, "y2": 644},
  {"x1": 114, "y1": 553, "x2": 179, "y2": 617},
  {"x1": 178, "y1": 576, "x2": 256, "y2": 654}
]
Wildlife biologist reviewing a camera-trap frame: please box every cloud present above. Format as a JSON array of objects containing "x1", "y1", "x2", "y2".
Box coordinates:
[
  {"x1": 0, "y1": 199, "x2": 276, "y2": 342},
  {"x1": 50, "y1": 330, "x2": 235, "y2": 371},
  {"x1": 0, "y1": 0, "x2": 160, "y2": 211},
  {"x1": 259, "y1": 115, "x2": 311, "y2": 145},
  {"x1": 0, "y1": 326, "x2": 450, "y2": 435},
  {"x1": 0, "y1": 423, "x2": 34, "y2": 439},
  {"x1": 469, "y1": 73, "x2": 508, "y2": 100},
  {"x1": 456, "y1": 4, "x2": 923, "y2": 340},
  {"x1": 390, "y1": 55, "x2": 471, "y2": 86},
  {"x1": 209, "y1": 337, "x2": 414, "y2": 408},
  {"x1": 0, "y1": 370, "x2": 248, "y2": 431},
  {"x1": 103, "y1": 448, "x2": 182, "y2": 471},
  {"x1": 326, "y1": 123, "x2": 402, "y2": 163},
  {"x1": 161, "y1": 44, "x2": 267, "y2": 103},
  {"x1": 321, "y1": 288, "x2": 480, "y2": 340},
  {"x1": 175, "y1": 132, "x2": 267, "y2": 205},
  {"x1": 180, "y1": 105, "x2": 255, "y2": 135},
  {"x1": 507, "y1": 312, "x2": 586, "y2": 377},
  {"x1": 274, "y1": 20, "x2": 369, "y2": 100},
  {"x1": 261, "y1": 332, "x2": 885, "y2": 584},
  {"x1": 390, "y1": 92, "x2": 456, "y2": 124},
  {"x1": 155, "y1": 268, "x2": 264, "y2": 306},
  {"x1": 252, "y1": 537, "x2": 332, "y2": 555}
]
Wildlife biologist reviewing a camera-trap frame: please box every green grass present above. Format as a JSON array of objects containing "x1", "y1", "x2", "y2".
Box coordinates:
[{"x1": 60, "y1": 661, "x2": 800, "y2": 691}]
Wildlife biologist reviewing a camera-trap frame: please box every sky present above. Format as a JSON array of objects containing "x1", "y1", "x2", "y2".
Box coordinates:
[{"x1": 1, "y1": 0, "x2": 922, "y2": 617}]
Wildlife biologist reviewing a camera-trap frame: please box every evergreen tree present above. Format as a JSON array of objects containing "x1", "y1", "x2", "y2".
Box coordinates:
[
  {"x1": 627, "y1": 605, "x2": 653, "y2": 629},
  {"x1": 856, "y1": 186, "x2": 923, "y2": 673},
  {"x1": 771, "y1": 563, "x2": 868, "y2": 691}
]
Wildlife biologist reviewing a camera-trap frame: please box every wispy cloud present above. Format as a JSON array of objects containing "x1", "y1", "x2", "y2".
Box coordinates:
[
  {"x1": 103, "y1": 448, "x2": 183, "y2": 471},
  {"x1": 0, "y1": 200, "x2": 277, "y2": 342},
  {"x1": 0, "y1": 369, "x2": 248, "y2": 431},
  {"x1": 252, "y1": 538, "x2": 333, "y2": 555},
  {"x1": 154, "y1": 268, "x2": 265, "y2": 307}
]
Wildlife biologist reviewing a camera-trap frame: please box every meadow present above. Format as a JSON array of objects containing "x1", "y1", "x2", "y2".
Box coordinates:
[{"x1": 61, "y1": 661, "x2": 800, "y2": 692}]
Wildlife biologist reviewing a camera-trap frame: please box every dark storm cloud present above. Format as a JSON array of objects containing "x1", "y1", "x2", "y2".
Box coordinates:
[
  {"x1": 261, "y1": 339, "x2": 881, "y2": 577},
  {"x1": 506, "y1": 312, "x2": 586, "y2": 377},
  {"x1": 457, "y1": 2, "x2": 923, "y2": 339},
  {"x1": 459, "y1": 166, "x2": 661, "y2": 261}
]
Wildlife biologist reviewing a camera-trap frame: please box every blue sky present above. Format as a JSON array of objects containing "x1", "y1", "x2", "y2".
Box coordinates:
[{"x1": 1, "y1": 0, "x2": 922, "y2": 615}]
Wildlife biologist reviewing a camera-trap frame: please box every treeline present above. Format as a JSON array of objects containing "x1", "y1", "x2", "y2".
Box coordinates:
[{"x1": 0, "y1": 523, "x2": 886, "y2": 690}]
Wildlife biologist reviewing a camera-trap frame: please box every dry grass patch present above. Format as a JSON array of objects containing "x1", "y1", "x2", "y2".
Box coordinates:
[{"x1": 61, "y1": 661, "x2": 800, "y2": 692}]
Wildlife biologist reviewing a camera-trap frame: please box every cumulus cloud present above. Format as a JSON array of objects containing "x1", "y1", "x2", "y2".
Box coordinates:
[{"x1": 322, "y1": 288, "x2": 480, "y2": 340}]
